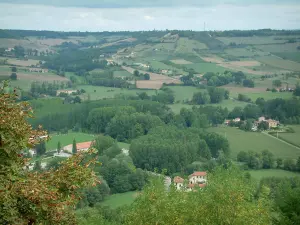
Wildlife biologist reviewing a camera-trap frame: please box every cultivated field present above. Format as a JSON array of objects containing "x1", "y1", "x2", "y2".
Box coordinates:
[
  {"x1": 208, "y1": 126, "x2": 300, "y2": 160},
  {"x1": 184, "y1": 62, "x2": 226, "y2": 73},
  {"x1": 0, "y1": 57, "x2": 40, "y2": 67},
  {"x1": 257, "y1": 56, "x2": 300, "y2": 71},
  {"x1": 249, "y1": 169, "x2": 300, "y2": 180},
  {"x1": 46, "y1": 132, "x2": 95, "y2": 151},
  {"x1": 170, "y1": 59, "x2": 193, "y2": 64},
  {"x1": 113, "y1": 70, "x2": 132, "y2": 77},
  {"x1": 217, "y1": 36, "x2": 287, "y2": 45},
  {"x1": 275, "y1": 125, "x2": 300, "y2": 148}
]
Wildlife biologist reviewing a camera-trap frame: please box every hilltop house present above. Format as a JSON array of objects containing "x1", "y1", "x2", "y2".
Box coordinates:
[
  {"x1": 56, "y1": 90, "x2": 77, "y2": 96},
  {"x1": 63, "y1": 141, "x2": 93, "y2": 153},
  {"x1": 173, "y1": 171, "x2": 207, "y2": 191}
]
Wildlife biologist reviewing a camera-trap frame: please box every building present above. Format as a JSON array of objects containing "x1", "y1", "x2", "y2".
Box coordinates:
[
  {"x1": 188, "y1": 171, "x2": 207, "y2": 185},
  {"x1": 173, "y1": 176, "x2": 185, "y2": 190},
  {"x1": 173, "y1": 171, "x2": 207, "y2": 191},
  {"x1": 233, "y1": 118, "x2": 241, "y2": 122},
  {"x1": 258, "y1": 116, "x2": 266, "y2": 122},
  {"x1": 266, "y1": 119, "x2": 279, "y2": 128},
  {"x1": 63, "y1": 141, "x2": 93, "y2": 153}
]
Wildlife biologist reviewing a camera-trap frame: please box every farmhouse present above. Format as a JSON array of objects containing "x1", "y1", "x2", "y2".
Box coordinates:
[
  {"x1": 173, "y1": 171, "x2": 207, "y2": 191},
  {"x1": 233, "y1": 117, "x2": 241, "y2": 122},
  {"x1": 63, "y1": 141, "x2": 93, "y2": 153},
  {"x1": 266, "y1": 119, "x2": 279, "y2": 128}
]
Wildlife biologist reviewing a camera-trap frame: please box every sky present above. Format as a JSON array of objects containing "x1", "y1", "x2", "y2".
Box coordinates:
[{"x1": 0, "y1": 0, "x2": 299, "y2": 31}]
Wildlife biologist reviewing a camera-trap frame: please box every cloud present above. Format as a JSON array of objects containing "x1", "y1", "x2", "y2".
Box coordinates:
[
  {"x1": 0, "y1": 0, "x2": 299, "y2": 8},
  {"x1": 144, "y1": 15, "x2": 154, "y2": 21},
  {"x1": 0, "y1": 3, "x2": 299, "y2": 31}
]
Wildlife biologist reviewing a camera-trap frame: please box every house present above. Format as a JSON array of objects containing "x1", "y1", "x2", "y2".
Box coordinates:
[
  {"x1": 63, "y1": 141, "x2": 93, "y2": 153},
  {"x1": 174, "y1": 176, "x2": 185, "y2": 190},
  {"x1": 233, "y1": 118, "x2": 241, "y2": 122},
  {"x1": 224, "y1": 120, "x2": 230, "y2": 125},
  {"x1": 266, "y1": 119, "x2": 279, "y2": 128},
  {"x1": 188, "y1": 171, "x2": 207, "y2": 185},
  {"x1": 258, "y1": 116, "x2": 266, "y2": 122},
  {"x1": 161, "y1": 69, "x2": 170, "y2": 74},
  {"x1": 5, "y1": 48, "x2": 14, "y2": 52}
]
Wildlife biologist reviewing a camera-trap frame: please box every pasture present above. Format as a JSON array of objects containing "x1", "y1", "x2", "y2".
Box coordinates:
[
  {"x1": 175, "y1": 37, "x2": 207, "y2": 53},
  {"x1": 274, "y1": 125, "x2": 300, "y2": 148},
  {"x1": 208, "y1": 126, "x2": 300, "y2": 160},
  {"x1": 257, "y1": 56, "x2": 300, "y2": 71},
  {"x1": 101, "y1": 191, "x2": 137, "y2": 209},
  {"x1": 185, "y1": 62, "x2": 226, "y2": 73},
  {"x1": 46, "y1": 132, "x2": 95, "y2": 151},
  {"x1": 167, "y1": 86, "x2": 202, "y2": 102},
  {"x1": 225, "y1": 48, "x2": 267, "y2": 57},
  {"x1": 0, "y1": 57, "x2": 40, "y2": 67},
  {"x1": 256, "y1": 43, "x2": 300, "y2": 53},
  {"x1": 77, "y1": 85, "x2": 157, "y2": 100},
  {"x1": 113, "y1": 70, "x2": 132, "y2": 77},
  {"x1": 217, "y1": 36, "x2": 286, "y2": 45},
  {"x1": 170, "y1": 59, "x2": 193, "y2": 65},
  {"x1": 249, "y1": 169, "x2": 300, "y2": 180},
  {"x1": 273, "y1": 52, "x2": 300, "y2": 63}
]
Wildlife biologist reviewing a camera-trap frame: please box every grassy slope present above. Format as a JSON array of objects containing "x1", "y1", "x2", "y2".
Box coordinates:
[
  {"x1": 208, "y1": 126, "x2": 300, "y2": 160},
  {"x1": 101, "y1": 191, "x2": 137, "y2": 209},
  {"x1": 185, "y1": 63, "x2": 226, "y2": 73},
  {"x1": 46, "y1": 132, "x2": 95, "y2": 151},
  {"x1": 249, "y1": 169, "x2": 300, "y2": 180},
  {"x1": 276, "y1": 125, "x2": 300, "y2": 148}
]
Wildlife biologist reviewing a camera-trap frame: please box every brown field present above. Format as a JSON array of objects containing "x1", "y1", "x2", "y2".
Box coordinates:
[
  {"x1": 200, "y1": 55, "x2": 275, "y2": 75},
  {"x1": 170, "y1": 59, "x2": 193, "y2": 64},
  {"x1": 100, "y1": 38, "x2": 137, "y2": 49},
  {"x1": 0, "y1": 57, "x2": 40, "y2": 67},
  {"x1": 16, "y1": 73, "x2": 69, "y2": 81},
  {"x1": 122, "y1": 66, "x2": 181, "y2": 89}
]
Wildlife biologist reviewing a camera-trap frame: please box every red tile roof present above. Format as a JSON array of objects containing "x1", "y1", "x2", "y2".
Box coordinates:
[
  {"x1": 189, "y1": 171, "x2": 207, "y2": 178},
  {"x1": 76, "y1": 141, "x2": 92, "y2": 150},
  {"x1": 173, "y1": 176, "x2": 184, "y2": 183}
]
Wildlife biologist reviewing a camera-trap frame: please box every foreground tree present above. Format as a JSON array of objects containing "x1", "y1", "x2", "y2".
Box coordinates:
[
  {"x1": 0, "y1": 82, "x2": 98, "y2": 224},
  {"x1": 125, "y1": 166, "x2": 271, "y2": 225},
  {"x1": 72, "y1": 138, "x2": 77, "y2": 154}
]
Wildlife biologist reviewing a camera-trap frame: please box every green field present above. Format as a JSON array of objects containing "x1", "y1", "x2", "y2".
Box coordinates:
[
  {"x1": 168, "y1": 100, "x2": 249, "y2": 114},
  {"x1": 217, "y1": 36, "x2": 286, "y2": 45},
  {"x1": 113, "y1": 70, "x2": 132, "y2": 77},
  {"x1": 77, "y1": 85, "x2": 157, "y2": 101},
  {"x1": 208, "y1": 126, "x2": 300, "y2": 160},
  {"x1": 273, "y1": 52, "x2": 300, "y2": 63},
  {"x1": 101, "y1": 191, "x2": 137, "y2": 209},
  {"x1": 228, "y1": 89, "x2": 293, "y2": 101},
  {"x1": 46, "y1": 132, "x2": 95, "y2": 151},
  {"x1": 276, "y1": 125, "x2": 300, "y2": 148},
  {"x1": 257, "y1": 56, "x2": 300, "y2": 71},
  {"x1": 256, "y1": 43, "x2": 300, "y2": 53},
  {"x1": 185, "y1": 62, "x2": 226, "y2": 73},
  {"x1": 175, "y1": 38, "x2": 207, "y2": 53},
  {"x1": 225, "y1": 48, "x2": 267, "y2": 57},
  {"x1": 249, "y1": 169, "x2": 300, "y2": 180},
  {"x1": 168, "y1": 86, "x2": 203, "y2": 102}
]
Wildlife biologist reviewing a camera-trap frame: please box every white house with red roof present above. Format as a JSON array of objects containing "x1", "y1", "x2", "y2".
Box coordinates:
[
  {"x1": 63, "y1": 141, "x2": 93, "y2": 153},
  {"x1": 173, "y1": 171, "x2": 207, "y2": 191}
]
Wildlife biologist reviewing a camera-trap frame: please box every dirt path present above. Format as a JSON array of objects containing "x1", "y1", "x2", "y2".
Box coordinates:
[{"x1": 262, "y1": 132, "x2": 300, "y2": 150}]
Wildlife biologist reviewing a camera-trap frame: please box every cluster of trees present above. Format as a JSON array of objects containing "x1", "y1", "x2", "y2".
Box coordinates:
[
  {"x1": 192, "y1": 87, "x2": 229, "y2": 105},
  {"x1": 133, "y1": 70, "x2": 150, "y2": 80},
  {"x1": 30, "y1": 81, "x2": 71, "y2": 97},
  {"x1": 130, "y1": 126, "x2": 229, "y2": 174},
  {"x1": 86, "y1": 70, "x2": 130, "y2": 88},
  {"x1": 238, "y1": 150, "x2": 300, "y2": 172},
  {"x1": 229, "y1": 105, "x2": 262, "y2": 120},
  {"x1": 203, "y1": 71, "x2": 233, "y2": 87},
  {"x1": 87, "y1": 106, "x2": 164, "y2": 141}
]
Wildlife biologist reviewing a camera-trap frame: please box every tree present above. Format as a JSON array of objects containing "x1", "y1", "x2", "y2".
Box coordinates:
[
  {"x1": 45, "y1": 157, "x2": 66, "y2": 170},
  {"x1": 243, "y1": 79, "x2": 255, "y2": 88},
  {"x1": 294, "y1": 85, "x2": 300, "y2": 96},
  {"x1": 57, "y1": 141, "x2": 62, "y2": 153},
  {"x1": 276, "y1": 158, "x2": 283, "y2": 168},
  {"x1": 93, "y1": 135, "x2": 115, "y2": 155},
  {"x1": 237, "y1": 151, "x2": 249, "y2": 162},
  {"x1": 104, "y1": 144, "x2": 122, "y2": 159},
  {"x1": 10, "y1": 72, "x2": 17, "y2": 80},
  {"x1": 11, "y1": 66, "x2": 17, "y2": 72},
  {"x1": 297, "y1": 156, "x2": 300, "y2": 171},
  {"x1": 283, "y1": 159, "x2": 296, "y2": 171},
  {"x1": 192, "y1": 91, "x2": 211, "y2": 105},
  {"x1": 33, "y1": 160, "x2": 42, "y2": 171},
  {"x1": 133, "y1": 70, "x2": 139, "y2": 77},
  {"x1": 273, "y1": 79, "x2": 282, "y2": 88},
  {"x1": 74, "y1": 96, "x2": 81, "y2": 103},
  {"x1": 0, "y1": 82, "x2": 98, "y2": 224},
  {"x1": 144, "y1": 73, "x2": 150, "y2": 80},
  {"x1": 258, "y1": 121, "x2": 269, "y2": 130},
  {"x1": 207, "y1": 87, "x2": 225, "y2": 104},
  {"x1": 72, "y1": 139, "x2": 77, "y2": 154},
  {"x1": 36, "y1": 141, "x2": 46, "y2": 156}
]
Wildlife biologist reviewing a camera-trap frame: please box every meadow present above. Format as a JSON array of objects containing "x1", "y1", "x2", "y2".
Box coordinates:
[
  {"x1": 185, "y1": 62, "x2": 226, "y2": 73},
  {"x1": 77, "y1": 85, "x2": 157, "y2": 101},
  {"x1": 217, "y1": 36, "x2": 286, "y2": 45},
  {"x1": 249, "y1": 169, "x2": 300, "y2": 180},
  {"x1": 100, "y1": 191, "x2": 137, "y2": 209},
  {"x1": 257, "y1": 56, "x2": 300, "y2": 71},
  {"x1": 273, "y1": 52, "x2": 300, "y2": 63},
  {"x1": 208, "y1": 126, "x2": 300, "y2": 160},
  {"x1": 274, "y1": 125, "x2": 300, "y2": 148},
  {"x1": 46, "y1": 132, "x2": 95, "y2": 151},
  {"x1": 113, "y1": 70, "x2": 133, "y2": 77}
]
